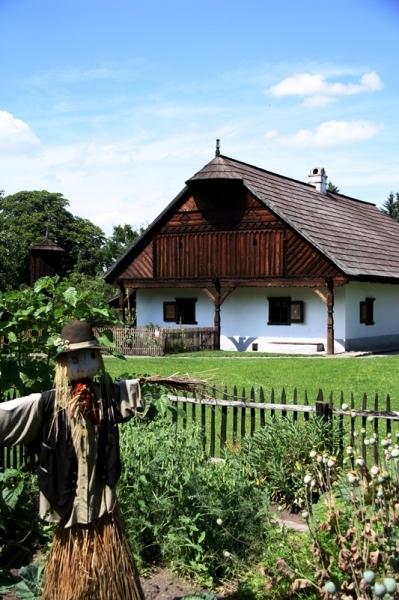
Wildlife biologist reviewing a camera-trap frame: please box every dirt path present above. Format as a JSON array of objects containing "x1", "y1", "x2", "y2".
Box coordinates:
[{"x1": 141, "y1": 568, "x2": 205, "y2": 599}]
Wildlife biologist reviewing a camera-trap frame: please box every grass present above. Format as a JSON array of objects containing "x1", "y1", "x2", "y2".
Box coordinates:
[{"x1": 105, "y1": 353, "x2": 399, "y2": 407}]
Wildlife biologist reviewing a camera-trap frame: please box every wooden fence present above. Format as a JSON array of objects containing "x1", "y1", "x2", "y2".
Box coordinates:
[
  {"x1": 1, "y1": 386, "x2": 398, "y2": 470},
  {"x1": 167, "y1": 386, "x2": 399, "y2": 465},
  {"x1": 95, "y1": 326, "x2": 217, "y2": 356}
]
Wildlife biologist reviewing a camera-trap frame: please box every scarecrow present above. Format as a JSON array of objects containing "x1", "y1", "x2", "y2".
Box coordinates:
[{"x1": 0, "y1": 320, "x2": 202, "y2": 600}]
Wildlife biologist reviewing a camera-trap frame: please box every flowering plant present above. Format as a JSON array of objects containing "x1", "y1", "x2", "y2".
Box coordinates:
[{"x1": 302, "y1": 426, "x2": 399, "y2": 599}]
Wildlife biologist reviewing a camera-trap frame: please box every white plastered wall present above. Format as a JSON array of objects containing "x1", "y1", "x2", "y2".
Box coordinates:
[
  {"x1": 136, "y1": 286, "x2": 347, "y2": 353},
  {"x1": 136, "y1": 288, "x2": 213, "y2": 328},
  {"x1": 344, "y1": 282, "x2": 399, "y2": 350},
  {"x1": 220, "y1": 287, "x2": 346, "y2": 353}
]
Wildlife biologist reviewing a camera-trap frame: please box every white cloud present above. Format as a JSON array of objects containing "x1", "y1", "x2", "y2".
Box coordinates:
[
  {"x1": 0, "y1": 111, "x2": 40, "y2": 152},
  {"x1": 265, "y1": 120, "x2": 382, "y2": 147},
  {"x1": 303, "y1": 95, "x2": 336, "y2": 108},
  {"x1": 269, "y1": 71, "x2": 383, "y2": 105}
]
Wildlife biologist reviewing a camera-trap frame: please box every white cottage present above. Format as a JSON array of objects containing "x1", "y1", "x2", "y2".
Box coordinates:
[{"x1": 105, "y1": 149, "x2": 399, "y2": 354}]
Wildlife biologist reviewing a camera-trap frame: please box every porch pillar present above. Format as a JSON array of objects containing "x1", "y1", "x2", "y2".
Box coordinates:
[
  {"x1": 202, "y1": 283, "x2": 235, "y2": 351},
  {"x1": 119, "y1": 282, "x2": 126, "y2": 323},
  {"x1": 213, "y1": 278, "x2": 221, "y2": 350},
  {"x1": 326, "y1": 279, "x2": 335, "y2": 355}
]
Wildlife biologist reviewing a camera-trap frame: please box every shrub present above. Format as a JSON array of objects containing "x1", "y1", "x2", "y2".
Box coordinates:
[
  {"x1": 118, "y1": 418, "x2": 271, "y2": 585},
  {"x1": 239, "y1": 415, "x2": 341, "y2": 511}
]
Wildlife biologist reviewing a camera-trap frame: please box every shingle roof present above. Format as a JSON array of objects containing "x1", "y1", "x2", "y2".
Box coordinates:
[
  {"x1": 188, "y1": 155, "x2": 399, "y2": 279},
  {"x1": 31, "y1": 238, "x2": 65, "y2": 252}
]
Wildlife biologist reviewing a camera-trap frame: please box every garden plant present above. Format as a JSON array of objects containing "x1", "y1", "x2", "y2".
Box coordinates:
[
  {"x1": 300, "y1": 427, "x2": 399, "y2": 599},
  {"x1": 118, "y1": 411, "x2": 271, "y2": 587}
]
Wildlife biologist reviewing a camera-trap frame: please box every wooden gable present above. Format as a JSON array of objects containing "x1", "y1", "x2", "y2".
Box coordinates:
[
  {"x1": 118, "y1": 241, "x2": 154, "y2": 279},
  {"x1": 115, "y1": 188, "x2": 341, "y2": 285}
]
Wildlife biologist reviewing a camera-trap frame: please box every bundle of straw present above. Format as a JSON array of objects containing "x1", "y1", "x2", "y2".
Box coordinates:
[
  {"x1": 42, "y1": 513, "x2": 144, "y2": 600},
  {"x1": 138, "y1": 374, "x2": 207, "y2": 394}
]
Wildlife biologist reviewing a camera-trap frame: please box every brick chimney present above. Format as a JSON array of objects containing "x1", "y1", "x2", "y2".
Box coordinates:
[{"x1": 308, "y1": 167, "x2": 327, "y2": 193}]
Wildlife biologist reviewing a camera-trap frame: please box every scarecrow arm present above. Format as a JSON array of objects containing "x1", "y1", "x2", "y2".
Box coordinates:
[
  {"x1": 114, "y1": 379, "x2": 144, "y2": 423},
  {"x1": 0, "y1": 393, "x2": 43, "y2": 446}
]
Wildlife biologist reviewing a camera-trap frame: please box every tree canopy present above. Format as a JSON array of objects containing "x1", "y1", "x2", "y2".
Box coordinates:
[
  {"x1": 0, "y1": 190, "x2": 105, "y2": 289},
  {"x1": 0, "y1": 190, "x2": 145, "y2": 290},
  {"x1": 0, "y1": 275, "x2": 119, "y2": 396},
  {"x1": 381, "y1": 191, "x2": 399, "y2": 222},
  {"x1": 102, "y1": 224, "x2": 145, "y2": 270},
  {"x1": 327, "y1": 181, "x2": 340, "y2": 193}
]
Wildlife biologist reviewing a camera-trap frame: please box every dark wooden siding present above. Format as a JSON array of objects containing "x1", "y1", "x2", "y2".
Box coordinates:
[
  {"x1": 285, "y1": 230, "x2": 339, "y2": 277},
  {"x1": 161, "y1": 193, "x2": 281, "y2": 233},
  {"x1": 119, "y1": 241, "x2": 154, "y2": 279},
  {"x1": 118, "y1": 191, "x2": 340, "y2": 283},
  {"x1": 155, "y1": 230, "x2": 284, "y2": 278}
]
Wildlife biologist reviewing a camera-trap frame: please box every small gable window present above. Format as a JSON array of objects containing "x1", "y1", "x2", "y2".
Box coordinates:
[
  {"x1": 163, "y1": 298, "x2": 197, "y2": 324},
  {"x1": 268, "y1": 297, "x2": 305, "y2": 325},
  {"x1": 360, "y1": 298, "x2": 375, "y2": 325}
]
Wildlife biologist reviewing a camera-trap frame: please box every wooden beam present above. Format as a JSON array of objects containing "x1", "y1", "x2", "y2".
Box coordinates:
[
  {"x1": 202, "y1": 285, "x2": 236, "y2": 351},
  {"x1": 326, "y1": 279, "x2": 335, "y2": 355},
  {"x1": 213, "y1": 279, "x2": 221, "y2": 351},
  {"x1": 202, "y1": 287, "x2": 235, "y2": 305},
  {"x1": 220, "y1": 288, "x2": 235, "y2": 304},
  {"x1": 120, "y1": 276, "x2": 348, "y2": 289},
  {"x1": 313, "y1": 287, "x2": 328, "y2": 304},
  {"x1": 119, "y1": 282, "x2": 126, "y2": 323},
  {"x1": 202, "y1": 287, "x2": 216, "y2": 302}
]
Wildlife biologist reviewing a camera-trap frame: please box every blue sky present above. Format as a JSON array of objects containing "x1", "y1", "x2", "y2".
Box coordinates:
[{"x1": 1, "y1": 0, "x2": 398, "y2": 232}]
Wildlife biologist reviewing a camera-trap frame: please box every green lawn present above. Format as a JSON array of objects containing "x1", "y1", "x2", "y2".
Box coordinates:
[{"x1": 105, "y1": 353, "x2": 399, "y2": 408}]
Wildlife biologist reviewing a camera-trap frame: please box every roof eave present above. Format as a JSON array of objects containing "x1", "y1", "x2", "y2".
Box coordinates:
[{"x1": 104, "y1": 186, "x2": 189, "y2": 284}]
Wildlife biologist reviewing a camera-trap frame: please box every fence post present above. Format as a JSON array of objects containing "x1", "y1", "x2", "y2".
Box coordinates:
[{"x1": 315, "y1": 397, "x2": 334, "y2": 452}]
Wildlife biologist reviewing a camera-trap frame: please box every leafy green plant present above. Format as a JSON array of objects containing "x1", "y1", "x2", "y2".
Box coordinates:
[
  {"x1": 118, "y1": 417, "x2": 270, "y2": 585},
  {"x1": 0, "y1": 468, "x2": 46, "y2": 567},
  {"x1": 238, "y1": 527, "x2": 319, "y2": 600},
  {"x1": 0, "y1": 275, "x2": 119, "y2": 396},
  {"x1": 15, "y1": 564, "x2": 44, "y2": 600},
  {"x1": 239, "y1": 415, "x2": 341, "y2": 511}
]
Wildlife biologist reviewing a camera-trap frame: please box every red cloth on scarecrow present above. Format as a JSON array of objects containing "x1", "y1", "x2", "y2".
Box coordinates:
[{"x1": 70, "y1": 379, "x2": 100, "y2": 425}]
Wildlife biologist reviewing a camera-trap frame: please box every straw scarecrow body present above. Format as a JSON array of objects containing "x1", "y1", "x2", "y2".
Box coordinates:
[{"x1": 0, "y1": 321, "x2": 146, "y2": 600}]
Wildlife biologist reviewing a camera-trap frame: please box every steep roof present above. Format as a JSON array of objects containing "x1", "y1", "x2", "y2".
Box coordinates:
[
  {"x1": 31, "y1": 238, "x2": 65, "y2": 252},
  {"x1": 106, "y1": 153, "x2": 399, "y2": 282},
  {"x1": 188, "y1": 155, "x2": 399, "y2": 279}
]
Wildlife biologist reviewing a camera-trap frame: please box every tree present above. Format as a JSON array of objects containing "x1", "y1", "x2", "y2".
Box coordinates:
[
  {"x1": 102, "y1": 224, "x2": 145, "y2": 270},
  {"x1": 327, "y1": 181, "x2": 340, "y2": 193},
  {"x1": 0, "y1": 275, "x2": 120, "y2": 396},
  {"x1": 0, "y1": 190, "x2": 106, "y2": 289},
  {"x1": 381, "y1": 191, "x2": 399, "y2": 222}
]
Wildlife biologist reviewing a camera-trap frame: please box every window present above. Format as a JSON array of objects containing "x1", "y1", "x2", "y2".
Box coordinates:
[
  {"x1": 163, "y1": 298, "x2": 197, "y2": 324},
  {"x1": 268, "y1": 297, "x2": 305, "y2": 325},
  {"x1": 360, "y1": 298, "x2": 375, "y2": 325}
]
